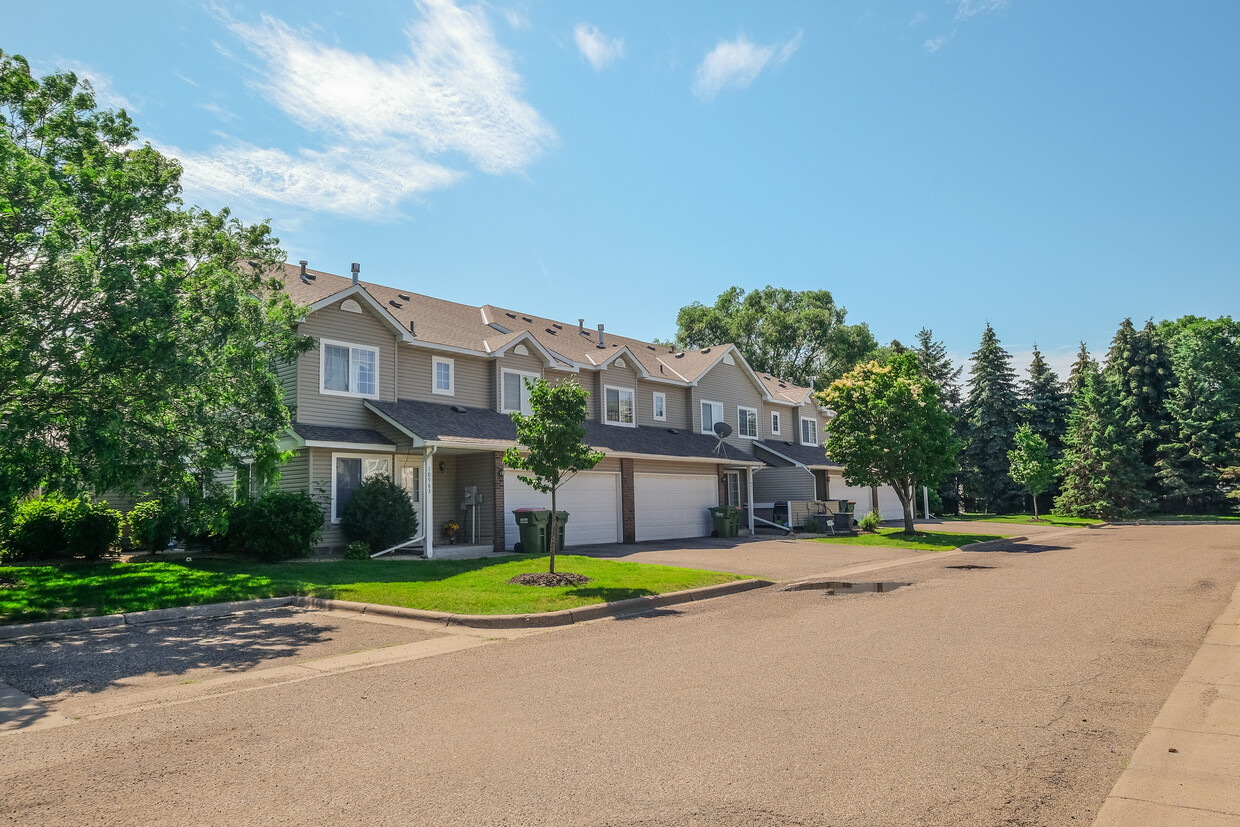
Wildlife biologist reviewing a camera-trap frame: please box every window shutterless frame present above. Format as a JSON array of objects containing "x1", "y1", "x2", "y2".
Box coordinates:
[
  {"x1": 319, "y1": 338, "x2": 380, "y2": 399},
  {"x1": 501, "y1": 369, "x2": 540, "y2": 414},
  {"x1": 603, "y1": 385, "x2": 636, "y2": 427},
  {"x1": 800, "y1": 417, "x2": 818, "y2": 446},
  {"x1": 330, "y1": 453, "x2": 392, "y2": 522},
  {"x1": 432, "y1": 356, "x2": 454, "y2": 396},
  {"x1": 770, "y1": 411, "x2": 781, "y2": 435},
  {"x1": 700, "y1": 400, "x2": 724, "y2": 434},
  {"x1": 737, "y1": 406, "x2": 758, "y2": 439},
  {"x1": 652, "y1": 391, "x2": 666, "y2": 422}
]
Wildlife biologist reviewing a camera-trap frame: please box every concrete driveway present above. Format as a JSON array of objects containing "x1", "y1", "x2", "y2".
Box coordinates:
[{"x1": 1, "y1": 524, "x2": 1237, "y2": 826}]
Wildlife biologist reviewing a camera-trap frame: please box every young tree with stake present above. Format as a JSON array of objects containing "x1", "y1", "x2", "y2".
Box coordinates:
[
  {"x1": 1007, "y1": 425, "x2": 1055, "y2": 520},
  {"x1": 503, "y1": 378, "x2": 603, "y2": 577}
]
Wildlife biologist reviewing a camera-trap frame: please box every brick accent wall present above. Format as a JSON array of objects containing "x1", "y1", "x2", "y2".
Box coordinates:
[
  {"x1": 620, "y1": 458, "x2": 636, "y2": 544},
  {"x1": 492, "y1": 452, "x2": 506, "y2": 552}
]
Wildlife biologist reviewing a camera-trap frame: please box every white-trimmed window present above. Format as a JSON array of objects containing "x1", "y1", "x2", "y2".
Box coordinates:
[
  {"x1": 321, "y1": 339, "x2": 379, "y2": 398},
  {"x1": 332, "y1": 453, "x2": 391, "y2": 522},
  {"x1": 652, "y1": 392, "x2": 666, "y2": 422},
  {"x1": 502, "y1": 369, "x2": 539, "y2": 414},
  {"x1": 604, "y1": 386, "x2": 636, "y2": 427},
  {"x1": 737, "y1": 406, "x2": 758, "y2": 439},
  {"x1": 432, "y1": 356, "x2": 454, "y2": 396},
  {"x1": 700, "y1": 400, "x2": 724, "y2": 434},
  {"x1": 800, "y1": 417, "x2": 818, "y2": 446},
  {"x1": 771, "y1": 411, "x2": 781, "y2": 436}
]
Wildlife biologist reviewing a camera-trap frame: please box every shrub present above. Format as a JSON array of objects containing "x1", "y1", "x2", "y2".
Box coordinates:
[
  {"x1": 127, "y1": 499, "x2": 183, "y2": 553},
  {"x1": 858, "y1": 510, "x2": 882, "y2": 532},
  {"x1": 340, "y1": 475, "x2": 418, "y2": 552},
  {"x1": 228, "y1": 490, "x2": 324, "y2": 561},
  {"x1": 65, "y1": 499, "x2": 123, "y2": 559},
  {"x1": 342, "y1": 540, "x2": 372, "y2": 560},
  {"x1": 5, "y1": 496, "x2": 71, "y2": 561},
  {"x1": 802, "y1": 516, "x2": 821, "y2": 533}
]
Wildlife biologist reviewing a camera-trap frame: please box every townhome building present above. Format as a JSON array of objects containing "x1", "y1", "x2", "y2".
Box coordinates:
[{"x1": 274, "y1": 262, "x2": 904, "y2": 556}]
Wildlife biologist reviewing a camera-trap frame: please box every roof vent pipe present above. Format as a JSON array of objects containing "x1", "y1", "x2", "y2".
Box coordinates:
[
  {"x1": 597, "y1": 323, "x2": 605, "y2": 349},
  {"x1": 578, "y1": 318, "x2": 585, "y2": 335},
  {"x1": 299, "y1": 260, "x2": 309, "y2": 283},
  {"x1": 351, "y1": 262, "x2": 360, "y2": 286}
]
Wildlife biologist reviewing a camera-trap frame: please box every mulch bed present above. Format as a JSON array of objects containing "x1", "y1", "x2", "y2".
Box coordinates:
[{"x1": 508, "y1": 572, "x2": 591, "y2": 588}]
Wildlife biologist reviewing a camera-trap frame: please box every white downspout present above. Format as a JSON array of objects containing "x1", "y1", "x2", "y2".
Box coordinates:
[
  {"x1": 370, "y1": 449, "x2": 432, "y2": 558},
  {"x1": 746, "y1": 466, "x2": 756, "y2": 533}
]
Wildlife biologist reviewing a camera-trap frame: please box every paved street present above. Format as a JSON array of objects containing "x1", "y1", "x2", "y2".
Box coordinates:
[{"x1": 1, "y1": 524, "x2": 1237, "y2": 826}]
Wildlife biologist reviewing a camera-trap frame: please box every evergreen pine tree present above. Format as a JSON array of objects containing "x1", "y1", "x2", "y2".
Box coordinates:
[
  {"x1": 1019, "y1": 346, "x2": 1069, "y2": 514},
  {"x1": 1067, "y1": 342, "x2": 1094, "y2": 396},
  {"x1": 961, "y1": 323, "x2": 1022, "y2": 512},
  {"x1": 915, "y1": 328, "x2": 964, "y2": 514},
  {"x1": 1055, "y1": 367, "x2": 1150, "y2": 518},
  {"x1": 1105, "y1": 319, "x2": 1174, "y2": 503}
]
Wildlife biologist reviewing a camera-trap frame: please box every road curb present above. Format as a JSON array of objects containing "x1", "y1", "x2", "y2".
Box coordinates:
[
  {"x1": 1108, "y1": 520, "x2": 1239, "y2": 526},
  {"x1": 289, "y1": 578, "x2": 771, "y2": 629},
  {"x1": 0, "y1": 597, "x2": 298, "y2": 641}
]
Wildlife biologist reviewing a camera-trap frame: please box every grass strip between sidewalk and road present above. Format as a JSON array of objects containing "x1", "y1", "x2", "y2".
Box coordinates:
[
  {"x1": 941, "y1": 513, "x2": 1103, "y2": 527},
  {"x1": 812, "y1": 528, "x2": 1008, "y2": 550},
  {"x1": 0, "y1": 556, "x2": 746, "y2": 625}
]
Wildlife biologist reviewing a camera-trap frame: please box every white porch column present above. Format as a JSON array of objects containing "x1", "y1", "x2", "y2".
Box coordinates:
[
  {"x1": 423, "y1": 448, "x2": 435, "y2": 559},
  {"x1": 746, "y1": 467, "x2": 755, "y2": 533}
]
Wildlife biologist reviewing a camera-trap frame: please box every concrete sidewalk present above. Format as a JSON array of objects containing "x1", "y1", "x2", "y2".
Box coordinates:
[{"x1": 1093, "y1": 578, "x2": 1240, "y2": 825}]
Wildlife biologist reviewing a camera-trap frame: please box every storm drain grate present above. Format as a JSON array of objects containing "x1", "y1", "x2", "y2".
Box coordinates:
[{"x1": 784, "y1": 580, "x2": 911, "y2": 595}]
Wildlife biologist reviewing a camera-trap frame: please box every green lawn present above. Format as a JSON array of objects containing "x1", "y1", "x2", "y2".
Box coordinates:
[
  {"x1": 811, "y1": 528, "x2": 1008, "y2": 550},
  {"x1": 941, "y1": 513, "x2": 1104, "y2": 527},
  {"x1": 0, "y1": 555, "x2": 745, "y2": 625}
]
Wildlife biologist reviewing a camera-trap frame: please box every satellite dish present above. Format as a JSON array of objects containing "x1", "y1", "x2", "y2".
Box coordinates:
[{"x1": 713, "y1": 421, "x2": 733, "y2": 438}]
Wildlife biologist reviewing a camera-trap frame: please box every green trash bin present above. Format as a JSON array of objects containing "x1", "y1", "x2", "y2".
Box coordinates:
[
  {"x1": 708, "y1": 506, "x2": 740, "y2": 538},
  {"x1": 511, "y1": 509, "x2": 569, "y2": 553}
]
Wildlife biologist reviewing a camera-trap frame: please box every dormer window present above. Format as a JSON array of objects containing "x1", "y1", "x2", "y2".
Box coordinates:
[
  {"x1": 800, "y1": 417, "x2": 818, "y2": 446},
  {"x1": 320, "y1": 339, "x2": 378, "y2": 398},
  {"x1": 502, "y1": 369, "x2": 539, "y2": 414}
]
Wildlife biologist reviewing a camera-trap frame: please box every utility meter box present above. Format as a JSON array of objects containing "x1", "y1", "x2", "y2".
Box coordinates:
[{"x1": 462, "y1": 485, "x2": 478, "y2": 506}]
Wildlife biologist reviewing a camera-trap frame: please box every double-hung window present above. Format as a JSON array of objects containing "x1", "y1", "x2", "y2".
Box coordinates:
[
  {"x1": 800, "y1": 417, "x2": 818, "y2": 446},
  {"x1": 502, "y1": 370, "x2": 538, "y2": 414},
  {"x1": 321, "y1": 340, "x2": 378, "y2": 398},
  {"x1": 771, "y1": 411, "x2": 781, "y2": 436},
  {"x1": 652, "y1": 392, "x2": 666, "y2": 422},
  {"x1": 700, "y1": 400, "x2": 724, "y2": 434},
  {"x1": 604, "y1": 386, "x2": 636, "y2": 426},
  {"x1": 432, "y1": 357, "x2": 454, "y2": 396},
  {"x1": 332, "y1": 454, "x2": 391, "y2": 522},
  {"x1": 737, "y1": 406, "x2": 758, "y2": 438}
]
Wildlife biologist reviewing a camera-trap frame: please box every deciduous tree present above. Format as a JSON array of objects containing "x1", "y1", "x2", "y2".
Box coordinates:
[
  {"x1": 503, "y1": 378, "x2": 604, "y2": 575},
  {"x1": 1008, "y1": 425, "x2": 1055, "y2": 519},
  {"x1": 0, "y1": 52, "x2": 310, "y2": 511},
  {"x1": 821, "y1": 353, "x2": 960, "y2": 533}
]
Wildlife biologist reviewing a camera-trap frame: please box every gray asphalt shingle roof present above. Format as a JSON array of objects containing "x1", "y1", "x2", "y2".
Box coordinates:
[
  {"x1": 755, "y1": 440, "x2": 840, "y2": 469},
  {"x1": 292, "y1": 423, "x2": 395, "y2": 448}
]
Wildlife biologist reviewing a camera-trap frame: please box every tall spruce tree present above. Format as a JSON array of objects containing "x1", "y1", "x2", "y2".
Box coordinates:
[
  {"x1": 961, "y1": 323, "x2": 1022, "y2": 511},
  {"x1": 1105, "y1": 319, "x2": 1174, "y2": 502},
  {"x1": 1019, "y1": 346, "x2": 1069, "y2": 514},
  {"x1": 1155, "y1": 317, "x2": 1240, "y2": 513},
  {"x1": 1067, "y1": 342, "x2": 1095, "y2": 396},
  {"x1": 915, "y1": 328, "x2": 962, "y2": 411},
  {"x1": 1055, "y1": 366, "x2": 1149, "y2": 518}
]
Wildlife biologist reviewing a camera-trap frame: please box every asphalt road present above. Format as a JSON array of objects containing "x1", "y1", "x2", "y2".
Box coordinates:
[{"x1": 2, "y1": 524, "x2": 1238, "y2": 826}]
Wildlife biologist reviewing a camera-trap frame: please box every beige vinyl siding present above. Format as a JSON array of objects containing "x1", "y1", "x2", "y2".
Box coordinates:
[
  {"x1": 276, "y1": 451, "x2": 310, "y2": 494},
  {"x1": 496, "y1": 351, "x2": 545, "y2": 413},
  {"x1": 636, "y1": 379, "x2": 686, "y2": 428},
  {"x1": 592, "y1": 456, "x2": 623, "y2": 474},
  {"x1": 448, "y1": 452, "x2": 495, "y2": 545},
  {"x1": 597, "y1": 360, "x2": 639, "y2": 426},
  {"x1": 298, "y1": 301, "x2": 398, "y2": 428},
  {"x1": 796, "y1": 406, "x2": 826, "y2": 448},
  {"x1": 691, "y1": 358, "x2": 765, "y2": 453},
  {"x1": 275, "y1": 358, "x2": 298, "y2": 418},
  {"x1": 631, "y1": 459, "x2": 716, "y2": 476},
  {"x1": 308, "y1": 448, "x2": 342, "y2": 548},
  {"x1": 430, "y1": 455, "x2": 458, "y2": 537},
  {"x1": 753, "y1": 465, "x2": 815, "y2": 504},
  {"x1": 396, "y1": 347, "x2": 493, "y2": 409},
  {"x1": 764, "y1": 404, "x2": 797, "y2": 441},
  {"x1": 549, "y1": 372, "x2": 596, "y2": 420}
]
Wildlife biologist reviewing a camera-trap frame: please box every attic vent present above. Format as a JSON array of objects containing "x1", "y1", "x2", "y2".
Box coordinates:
[
  {"x1": 660, "y1": 365, "x2": 664, "y2": 373},
  {"x1": 552, "y1": 323, "x2": 563, "y2": 330},
  {"x1": 340, "y1": 299, "x2": 362, "y2": 314},
  {"x1": 675, "y1": 352, "x2": 685, "y2": 359},
  {"x1": 778, "y1": 382, "x2": 787, "y2": 388},
  {"x1": 722, "y1": 353, "x2": 735, "y2": 365},
  {"x1": 389, "y1": 300, "x2": 403, "y2": 309},
  {"x1": 701, "y1": 347, "x2": 711, "y2": 354},
  {"x1": 451, "y1": 405, "x2": 467, "y2": 413},
  {"x1": 514, "y1": 344, "x2": 529, "y2": 356},
  {"x1": 506, "y1": 312, "x2": 516, "y2": 319},
  {"x1": 545, "y1": 327, "x2": 557, "y2": 335},
  {"x1": 298, "y1": 260, "x2": 309, "y2": 283},
  {"x1": 666, "y1": 428, "x2": 678, "y2": 434},
  {"x1": 409, "y1": 321, "x2": 416, "y2": 336},
  {"x1": 646, "y1": 345, "x2": 655, "y2": 350},
  {"x1": 615, "y1": 358, "x2": 626, "y2": 368},
  {"x1": 398, "y1": 293, "x2": 411, "y2": 301},
  {"x1": 521, "y1": 316, "x2": 532, "y2": 323}
]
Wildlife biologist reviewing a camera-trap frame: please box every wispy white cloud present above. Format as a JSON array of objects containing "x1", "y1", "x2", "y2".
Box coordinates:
[
  {"x1": 199, "y1": 102, "x2": 237, "y2": 122},
  {"x1": 503, "y1": 9, "x2": 530, "y2": 30},
  {"x1": 924, "y1": 33, "x2": 953, "y2": 53},
  {"x1": 174, "y1": 71, "x2": 199, "y2": 87},
  {"x1": 692, "y1": 31, "x2": 802, "y2": 101},
  {"x1": 574, "y1": 23, "x2": 624, "y2": 69},
  {"x1": 909, "y1": 11, "x2": 930, "y2": 27},
  {"x1": 171, "y1": 0, "x2": 556, "y2": 219},
  {"x1": 954, "y1": 0, "x2": 1009, "y2": 21}
]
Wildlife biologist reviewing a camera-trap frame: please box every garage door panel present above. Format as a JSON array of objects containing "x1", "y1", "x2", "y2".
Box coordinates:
[
  {"x1": 504, "y1": 472, "x2": 620, "y2": 548},
  {"x1": 635, "y1": 473, "x2": 717, "y2": 542}
]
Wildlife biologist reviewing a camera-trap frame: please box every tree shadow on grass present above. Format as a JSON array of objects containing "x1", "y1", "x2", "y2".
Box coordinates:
[{"x1": 0, "y1": 608, "x2": 335, "y2": 697}]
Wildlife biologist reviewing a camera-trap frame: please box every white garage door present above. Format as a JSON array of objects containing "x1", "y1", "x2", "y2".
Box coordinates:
[
  {"x1": 831, "y1": 475, "x2": 906, "y2": 521},
  {"x1": 635, "y1": 473, "x2": 718, "y2": 541},
  {"x1": 504, "y1": 471, "x2": 621, "y2": 549}
]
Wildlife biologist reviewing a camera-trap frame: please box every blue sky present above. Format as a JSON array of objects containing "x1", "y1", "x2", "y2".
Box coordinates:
[{"x1": 7, "y1": 1, "x2": 1239, "y2": 379}]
